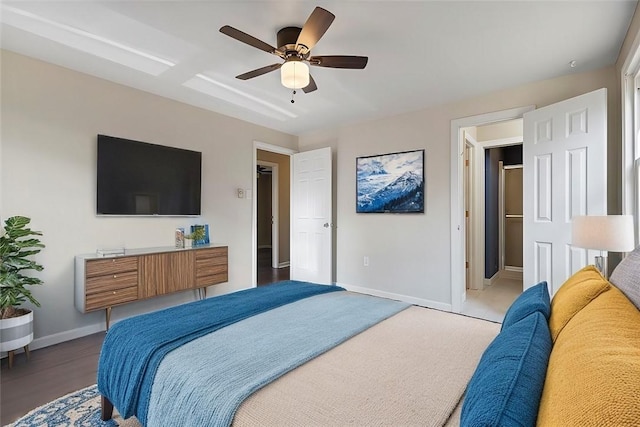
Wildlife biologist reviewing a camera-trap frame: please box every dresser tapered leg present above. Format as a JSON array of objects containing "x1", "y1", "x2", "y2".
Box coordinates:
[{"x1": 106, "y1": 307, "x2": 112, "y2": 331}]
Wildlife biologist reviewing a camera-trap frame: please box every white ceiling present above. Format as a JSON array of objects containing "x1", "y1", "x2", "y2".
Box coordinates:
[{"x1": 1, "y1": 1, "x2": 636, "y2": 136}]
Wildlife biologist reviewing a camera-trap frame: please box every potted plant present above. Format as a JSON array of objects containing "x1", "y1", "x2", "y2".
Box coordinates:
[
  {"x1": 0, "y1": 216, "x2": 45, "y2": 362},
  {"x1": 185, "y1": 225, "x2": 206, "y2": 248}
]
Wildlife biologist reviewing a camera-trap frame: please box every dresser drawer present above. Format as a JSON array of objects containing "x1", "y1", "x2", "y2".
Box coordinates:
[
  {"x1": 86, "y1": 270, "x2": 138, "y2": 294},
  {"x1": 196, "y1": 248, "x2": 227, "y2": 274},
  {"x1": 196, "y1": 272, "x2": 228, "y2": 287},
  {"x1": 195, "y1": 247, "x2": 227, "y2": 261},
  {"x1": 196, "y1": 263, "x2": 228, "y2": 278},
  {"x1": 86, "y1": 257, "x2": 138, "y2": 277},
  {"x1": 85, "y1": 286, "x2": 138, "y2": 311},
  {"x1": 195, "y1": 247, "x2": 228, "y2": 287},
  {"x1": 196, "y1": 256, "x2": 227, "y2": 270}
]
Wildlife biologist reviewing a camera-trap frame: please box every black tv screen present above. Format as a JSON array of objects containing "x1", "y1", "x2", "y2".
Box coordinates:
[{"x1": 97, "y1": 135, "x2": 202, "y2": 216}]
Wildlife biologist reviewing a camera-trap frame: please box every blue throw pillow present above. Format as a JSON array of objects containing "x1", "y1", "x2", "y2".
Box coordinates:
[
  {"x1": 501, "y1": 281, "x2": 550, "y2": 331},
  {"x1": 461, "y1": 311, "x2": 552, "y2": 427}
]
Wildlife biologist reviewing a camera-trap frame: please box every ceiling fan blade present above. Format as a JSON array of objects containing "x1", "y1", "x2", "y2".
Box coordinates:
[
  {"x1": 296, "y1": 7, "x2": 335, "y2": 53},
  {"x1": 236, "y1": 63, "x2": 282, "y2": 80},
  {"x1": 220, "y1": 25, "x2": 280, "y2": 56},
  {"x1": 302, "y1": 75, "x2": 317, "y2": 93},
  {"x1": 309, "y1": 55, "x2": 368, "y2": 69}
]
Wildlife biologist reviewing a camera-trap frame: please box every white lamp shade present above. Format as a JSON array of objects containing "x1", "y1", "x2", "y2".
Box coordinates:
[
  {"x1": 280, "y1": 60, "x2": 309, "y2": 89},
  {"x1": 571, "y1": 215, "x2": 635, "y2": 252}
]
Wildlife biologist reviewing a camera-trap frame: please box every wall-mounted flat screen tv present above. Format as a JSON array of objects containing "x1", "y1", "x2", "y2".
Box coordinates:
[
  {"x1": 97, "y1": 135, "x2": 202, "y2": 216},
  {"x1": 356, "y1": 149, "x2": 425, "y2": 213}
]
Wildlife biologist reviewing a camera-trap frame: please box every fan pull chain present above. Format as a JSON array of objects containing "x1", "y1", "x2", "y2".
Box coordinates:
[{"x1": 291, "y1": 64, "x2": 297, "y2": 103}]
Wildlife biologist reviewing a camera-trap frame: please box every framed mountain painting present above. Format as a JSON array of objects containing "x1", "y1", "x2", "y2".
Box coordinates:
[{"x1": 356, "y1": 149, "x2": 425, "y2": 213}]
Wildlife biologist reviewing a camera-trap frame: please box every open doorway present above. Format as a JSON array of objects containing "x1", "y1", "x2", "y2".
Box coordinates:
[
  {"x1": 462, "y1": 140, "x2": 524, "y2": 322},
  {"x1": 255, "y1": 147, "x2": 292, "y2": 286},
  {"x1": 453, "y1": 113, "x2": 532, "y2": 321}
]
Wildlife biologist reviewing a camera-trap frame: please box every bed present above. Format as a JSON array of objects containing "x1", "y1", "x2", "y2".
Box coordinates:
[{"x1": 98, "y1": 281, "x2": 499, "y2": 426}]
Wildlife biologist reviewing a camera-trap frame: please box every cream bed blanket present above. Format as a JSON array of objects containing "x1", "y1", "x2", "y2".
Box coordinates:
[{"x1": 234, "y1": 306, "x2": 499, "y2": 426}]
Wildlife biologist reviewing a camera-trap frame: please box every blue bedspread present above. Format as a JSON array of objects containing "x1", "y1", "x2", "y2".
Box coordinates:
[{"x1": 97, "y1": 281, "x2": 343, "y2": 424}]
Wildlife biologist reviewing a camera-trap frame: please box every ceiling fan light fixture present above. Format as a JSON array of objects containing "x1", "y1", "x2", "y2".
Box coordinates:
[
  {"x1": 221, "y1": 7, "x2": 366, "y2": 95},
  {"x1": 281, "y1": 59, "x2": 310, "y2": 89}
]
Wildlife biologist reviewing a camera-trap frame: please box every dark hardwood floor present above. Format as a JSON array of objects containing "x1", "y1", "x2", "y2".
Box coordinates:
[
  {"x1": 0, "y1": 249, "x2": 288, "y2": 424},
  {"x1": 1, "y1": 332, "x2": 105, "y2": 425},
  {"x1": 257, "y1": 248, "x2": 290, "y2": 286}
]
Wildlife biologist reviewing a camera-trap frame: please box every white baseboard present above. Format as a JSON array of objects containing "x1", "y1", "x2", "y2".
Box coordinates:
[
  {"x1": 484, "y1": 271, "x2": 500, "y2": 287},
  {"x1": 499, "y1": 268, "x2": 523, "y2": 281},
  {"x1": 337, "y1": 282, "x2": 452, "y2": 312},
  {"x1": 1, "y1": 322, "x2": 105, "y2": 359},
  {"x1": 278, "y1": 261, "x2": 290, "y2": 268}
]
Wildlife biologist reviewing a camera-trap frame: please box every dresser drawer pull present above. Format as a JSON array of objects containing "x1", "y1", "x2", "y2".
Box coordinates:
[
  {"x1": 113, "y1": 275, "x2": 117, "y2": 279},
  {"x1": 113, "y1": 291, "x2": 116, "y2": 295}
]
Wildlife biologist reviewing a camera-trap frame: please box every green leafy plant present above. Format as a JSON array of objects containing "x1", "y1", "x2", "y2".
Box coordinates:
[
  {"x1": 185, "y1": 226, "x2": 206, "y2": 242},
  {"x1": 0, "y1": 216, "x2": 45, "y2": 319}
]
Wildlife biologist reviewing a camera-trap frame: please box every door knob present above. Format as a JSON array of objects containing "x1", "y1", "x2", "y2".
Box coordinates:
[{"x1": 323, "y1": 223, "x2": 330, "y2": 228}]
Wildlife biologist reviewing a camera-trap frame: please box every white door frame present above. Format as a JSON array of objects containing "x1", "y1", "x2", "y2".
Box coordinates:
[
  {"x1": 252, "y1": 141, "x2": 296, "y2": 287},
  {"x1": 464, "y1": 139, "x2": 473, "y2": 294},
  {"x1": 450, "y1": 106, "x2": 534, "y2": 313},
  {"x1": 257, "y1": 160, "x2": 279, "y2": 269},
  {"x1": 463, "y1": 133, "x2": 483, "y2": 292},
  {"x1": 620, "y1": 35, "x2": 640, "y2": 245},
  {"x1": 499, "y1": 160, "x2": 506, "y2": 272}
]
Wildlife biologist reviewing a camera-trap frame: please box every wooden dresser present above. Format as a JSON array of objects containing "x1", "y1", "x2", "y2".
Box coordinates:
[{"x1": 75, "y1": 245, "x2": 228, "y2": 328}]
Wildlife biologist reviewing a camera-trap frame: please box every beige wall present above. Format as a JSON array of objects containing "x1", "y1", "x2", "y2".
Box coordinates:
[
  {"x1": 256, "y1": 149, "x2": 290, "y2": 264},
  {"x1": 0, "y1": 50, "x2": 297, "y2": 347},
  {"x1": 616, "y1": 3, "x2": 640, "y2": 73},
  {"x1": 299, "y1": 66, "x2": 618, "y2": 307},
  {"x1": 476, "y1": 119, "x2": 523, "y2": 142}
]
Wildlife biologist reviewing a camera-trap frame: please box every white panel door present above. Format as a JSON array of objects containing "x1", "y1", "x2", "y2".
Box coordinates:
[
  {"x1": 291, "y1": 147, "x2": 332, "y2": 284},
  {"x1": 523, "y1": 88, "x2": 607, "y2": 294}
]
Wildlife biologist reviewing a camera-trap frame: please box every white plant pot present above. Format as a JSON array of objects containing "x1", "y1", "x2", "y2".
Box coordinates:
[{"x1": 0, "y1": 310, "x2": 33, "y2": 352}]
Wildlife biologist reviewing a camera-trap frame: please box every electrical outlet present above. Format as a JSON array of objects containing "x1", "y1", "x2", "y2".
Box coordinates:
[
  {"x1": 363, "y1": 256, "x2": 369, "y2": 267},
  {"x1": 237, "y1": 188, "x2": 244, "y2": 199}
]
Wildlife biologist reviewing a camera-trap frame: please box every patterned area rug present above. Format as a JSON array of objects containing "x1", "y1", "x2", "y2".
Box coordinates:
[{"x1": 7, "y1": 385, "x2": 141, "y2": 427}]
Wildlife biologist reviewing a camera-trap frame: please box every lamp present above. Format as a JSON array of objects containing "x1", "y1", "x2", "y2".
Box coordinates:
[
  {"x1": 280, "y1": 58, "x2": 309, "y2": 89},
  {"x1": 571, "y1": 215, "x2": 635, "y2": 277}
]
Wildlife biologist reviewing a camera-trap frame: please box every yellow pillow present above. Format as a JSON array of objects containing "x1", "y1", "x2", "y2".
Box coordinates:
[
  {"x1": 538, "y1": 286, "x2": 640, "y2": 426},
  {"x1": 548, "y1": 265, "x2": 610, "y2": 341}
]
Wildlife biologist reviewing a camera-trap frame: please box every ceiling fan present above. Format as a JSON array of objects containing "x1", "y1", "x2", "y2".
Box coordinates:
[
  {"x1": 219, "y1": 6, "x2": 368, "y2": 97},
  {"x1": 257, "y1": 165, "x2": 272, "y2": 175}
]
